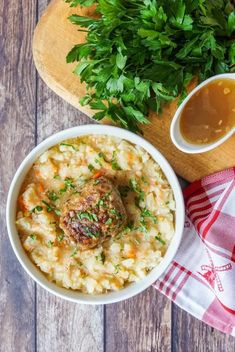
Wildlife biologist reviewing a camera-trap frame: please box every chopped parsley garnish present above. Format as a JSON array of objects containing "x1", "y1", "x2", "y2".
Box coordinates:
[
  {"x1": 47, "y1": 191, "x2": 59, "y2": 202},
  {"x1": 109, "y1": 208, "x2": 122, "y2": 220},
  {"x1": 59, "y1": 187, "x2": 67, "y2": 194},
  {"x1": 129, "y1": 177, "x2": 138, "y2": 191},
  {"x1": 42, "y1": 200, "x2": 61, "y2": 216},
  {"x1": 103, "y1": 191, "x2": 112, "y2": 201},
  {"x1": 118, "y1": 185, "x2": 131, "y2": 197},
  {"x1": 96, "y1": 191, "x2": 111, "y2": 208},
  {"x1": 60, "y1": 142, "x2": 77, "y2": 151},
  {"x1": 58, "y1": 233, "x2": 65, "y2": 242},
  {"x1": 84, "y1": 227, "x2": 100, "y2": 238},
  {"x1": 111, "y1": 160, "x2": 121, "y2": 170},
  {"x1": 70, "y1": 248, "x2": 78, "y2": 257},
  {"x1": 141, "y1": 176, "x2": 148, "y2": 184},
  {"x1": 96, "y1": 199, "x2": 104, "y2": 208},
  {"x1": 138, "y1": 191, "x2": 145, "y2": 202},
  {"x1": 129, "y1": 177, "x2": 145, "y2": 205},
  {"x1": 111, "y1": 151, "x2": 121, "y2": 170},
  {"x1": 64, "y1": 177, "x2": 75, "y2": 189},
  {"x1": 91, "y1": 213, "x2": 99, "y2": 221},
  {"x1": 53, "y1": 175, "x2": 61, "y2": 180},
  {"x1": 59, "y1": 177, "x2": 76, "y2": 194},
  {"x1": 117, "y1": 221, "x2": 134, "y2": 239},
  {"x1": 93, "y1": 179, "x2": 101, "y2": 185},
  {"x1": 42, "y1": 200, "x2": 53, "y2": 212},
  {"x1": 96, "y1": 251, "x2": 105, "y2": 264},
  {"x1": 47, "y1": 240, "x2": 54, "y2": 248},
  {"x1": 114, "y1": 264, "x2": 120, "y2": 274},
  {"x1": 88, "y1": 163, "x2": 94, "y2": 171},
  {"x1": 30, "y1": 234, "x2": 37, "y2": 240},
  {"x1": 127, "y1": 221, "x2": 134, "y2": 230},
  {"x1": 105, "y1": 218, "x2": 113, "y2": 225},
  {"x1": 138, "y1": 207, "x2": 157, "y2": 232},
  {"x1": 98, "y1": 152, "x2": 105, "y2": 158},
  {"x1": 138, "y1": 221, "x2": 147, "y2": 233},
  {"x1": 141, "y1": 207, "x2": 157, "y2": 224},
  {"x1": 155, "y1": 233, "x2": 166, "y2": 246},
  {"x1": 77, "y1": 211, "x2": 98, "y2": 222},
  {"x1": 30, "y1": 205, "x2": 43, "y2": 214},
  {"x1": 95, "y1": 158, "x2": 102, "y2": 166},
  {"x1": 54, "y1": 209, "x2": 61, "y2": 216}
]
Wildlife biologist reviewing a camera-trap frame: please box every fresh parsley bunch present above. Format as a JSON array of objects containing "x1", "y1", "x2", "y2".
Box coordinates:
[{"x1": 65, "y1": 0, "x2": 235, "y2": 132}]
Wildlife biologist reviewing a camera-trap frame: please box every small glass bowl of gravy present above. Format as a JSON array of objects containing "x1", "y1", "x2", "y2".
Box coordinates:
[{"x1": 170, "y1": 74, "x2": 235, "y2": 154}]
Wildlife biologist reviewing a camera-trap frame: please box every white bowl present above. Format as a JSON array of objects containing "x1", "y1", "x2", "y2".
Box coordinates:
[
  {"x1": 6, "y1": 125, "x2": 184, "y2": 304},
  {"x1": 170, "y1": 73, "x2": 235, "y2": 154}
]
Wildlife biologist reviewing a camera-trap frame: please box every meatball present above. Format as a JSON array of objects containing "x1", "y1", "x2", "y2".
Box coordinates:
[{"x1": 59, "y1": 176, "x2": 127, "y2": 250}]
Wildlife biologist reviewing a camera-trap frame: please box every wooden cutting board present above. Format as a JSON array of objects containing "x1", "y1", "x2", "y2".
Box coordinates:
[{"x1": 33, "y1": 0, "x2": 235, "y2": 182}]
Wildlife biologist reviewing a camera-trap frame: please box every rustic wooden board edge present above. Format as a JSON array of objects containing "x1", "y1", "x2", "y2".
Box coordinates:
[{"x1": 33, "y1": 2, "x2": 93, "y2": 117}]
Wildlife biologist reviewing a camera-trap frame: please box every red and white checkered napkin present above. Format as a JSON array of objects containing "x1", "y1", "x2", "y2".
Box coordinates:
[{"x1": 154, "y1": 167, "x2": 235, "y2": 336}]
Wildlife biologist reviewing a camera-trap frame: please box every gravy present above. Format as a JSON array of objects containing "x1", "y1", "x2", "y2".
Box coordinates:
[{"x1": 180, "y1": 78, "x2": 235, "y2": 145}]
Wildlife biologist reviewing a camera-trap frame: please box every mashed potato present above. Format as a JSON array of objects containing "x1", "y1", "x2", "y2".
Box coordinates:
[{"x1": 16, "y1": 135, "x2": 175, "y2": 294}]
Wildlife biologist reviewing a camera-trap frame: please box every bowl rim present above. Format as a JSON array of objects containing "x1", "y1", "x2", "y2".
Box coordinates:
[
  {"x1": 6, "y1": 124, "x2": 185, "y2": 304},
  {"x1": 170, "y1": 73, "x2": 235, "y2": 154}
]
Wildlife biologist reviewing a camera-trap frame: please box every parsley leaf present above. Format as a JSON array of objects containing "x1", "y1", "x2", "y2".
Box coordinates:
[
  {"x1": 129, "y1": 177, "x2": 145, "y2": 205},
  {"x1": 47, "y1": 240, "x2": 54, "y2": 248},
  {"x1": 77, "y1": 211, "x2": 98, "y2": 222},
  {"x1": 47, "y1": 191, "x2": 59, "y2": 202},
  {"x1": 65, "y1": 0, "x2": 235, "y2": 132},
  {"x1": 155, "y1": 233, "x2": 166, "y2": 246},
  {"x1": 96, "y1": 251, "x2": 105, "y2": 264},
  {"x1": 30, "y1": 205, "x2": 43, "y2": 214},
  {"x1": 111, "y1": 151, "x2": 121, "y2": 170},
  {"x1": 105, "y1": 218, "x2": 113, "y2": 225},
  {"x1": 60, "y1": 142, "x2": 77, "y2": 151},
  {"x1": 58, "y1": 233, "x2": 65, "y2": 242},
  {"x1": 70, "y1": 248, "x2": 78, "y2": 257},
  {"x1": 88, "y1": 163, "x2": 94, "y2": 171}
]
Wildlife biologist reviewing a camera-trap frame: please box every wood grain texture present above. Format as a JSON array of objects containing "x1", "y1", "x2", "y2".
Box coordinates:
[
  {"x1": 37, "y1": 289, "x2": 103, "y2": 352},
  {"x1": 172, "y1": 304, "x2": 235, "y2": 352},
  {"x1": 33, "y1": 0, "x2": 235, "y2": 182},
  {"x1": 0, "y1": 1, "x2": 37, "y2": 351},
  {"x1": 106, "y1": 286, "x2": 171, "y2": 352}
]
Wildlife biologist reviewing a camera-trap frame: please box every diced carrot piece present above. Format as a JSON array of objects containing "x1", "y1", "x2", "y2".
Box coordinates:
[
  {"x1": 37, "y1": 183, "x2": 44, "y2": 193},
  {"x1": 92, "y1": 171, "x2": 104, "y2": 179},
  {"x1": 127, "y1": 250, "x2": 136, "y2": 259},
  {"x1": 128, "y1": 153, "x2": 133, "y2": 162},
  {"x1": 18, "y1": 195, "x2": 27, "y2": 212}
]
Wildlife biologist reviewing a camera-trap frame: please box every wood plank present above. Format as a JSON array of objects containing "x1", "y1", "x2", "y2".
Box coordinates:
[
  {"x1": 37, "y1": 289, "x2": 103, "y2": 352},
  {"x1": 0, "y1": 1, "x2": 37, "y2": 351},
  {"x1": 33, "y1": 0, "x2": 235, "y2": 183},
  {"x1": 36, "y1": 3, "x2": 104, "y2": 345},
  {"x1": 106, "y1": 287, "x2": 171, "y2": 352},
  {"x1": 172, "y1": 305, "x2": 235, "y2": 352}
]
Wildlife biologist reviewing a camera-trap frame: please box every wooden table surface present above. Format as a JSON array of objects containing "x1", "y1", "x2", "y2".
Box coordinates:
[{"x1": 1, "y1": 1, "x2": 235, "y2": 351}]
